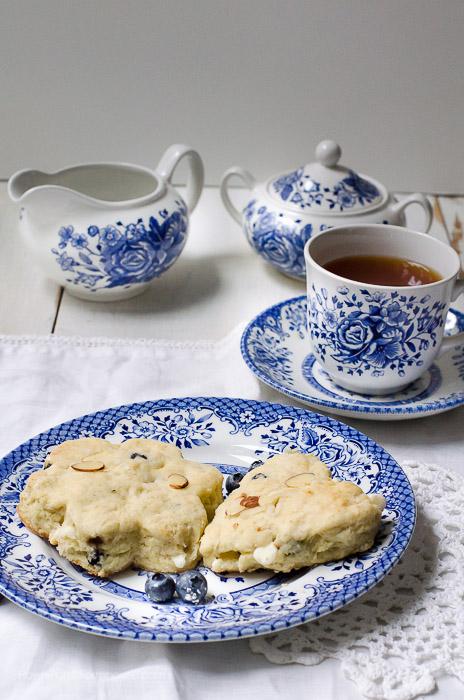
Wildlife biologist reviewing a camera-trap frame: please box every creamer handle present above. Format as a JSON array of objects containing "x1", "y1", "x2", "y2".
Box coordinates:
[
  {"x1": 390, "y1": 193, "x2": 433, "y2": 233},
  {"x1": 220, "y1": 166, "x2": 257, "y2": 224},
  {"x1": 439, "y1": 278, "x2": 464, "y2": 354},
  {"x1": 156, "y1": 144, "x2": 204, "y2": 213}
]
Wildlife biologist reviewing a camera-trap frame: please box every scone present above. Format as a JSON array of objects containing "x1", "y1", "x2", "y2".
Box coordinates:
[
  {"x1": 18, "y1": 437, "x2": 223, "y2": 576},
  {"x1": 199, "y1": 451, "x2": 386, "y2": 573}
]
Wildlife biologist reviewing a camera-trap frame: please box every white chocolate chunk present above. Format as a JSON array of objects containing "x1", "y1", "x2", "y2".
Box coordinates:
[
  {"x1": 172, "y1": 553, "x2": 187, "y2": 568},
  {"x1": 253, "y1": 543, "x2": 278, "y2": 567}
]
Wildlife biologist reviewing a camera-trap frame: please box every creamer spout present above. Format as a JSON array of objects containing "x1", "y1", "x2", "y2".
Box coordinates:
[{"x1": 7, "y1": 169, "x2": 52, "y2": 202}]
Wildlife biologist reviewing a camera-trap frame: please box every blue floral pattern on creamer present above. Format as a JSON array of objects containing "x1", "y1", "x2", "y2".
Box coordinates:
[
  {"x1": 309, "y1": 285, "x2": 446, "y2": 378},
  {"x1": 51, "y1": 202, "x2": 188, "y2": 291},
  {"x1": 272, "y1": 170, "x2": 380, "y2": 211}
]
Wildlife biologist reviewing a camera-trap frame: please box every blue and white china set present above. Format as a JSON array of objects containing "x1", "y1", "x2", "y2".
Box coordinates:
[
  {"x1": 8, "y1": 139, "x2": 432, "y2": 298},
  {"x1": 0, "y1": 139, "x2": 461, "y2": 642}
]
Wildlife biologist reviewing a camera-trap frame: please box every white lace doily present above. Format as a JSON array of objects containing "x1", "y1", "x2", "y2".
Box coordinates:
[{"x1": 250, "y1": 461, "x2": 464, "y2": 700}]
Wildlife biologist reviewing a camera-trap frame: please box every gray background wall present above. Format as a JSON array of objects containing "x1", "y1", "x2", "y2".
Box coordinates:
[{"x1": 1, "y1": 0, "x2": 463, "y2": 192}]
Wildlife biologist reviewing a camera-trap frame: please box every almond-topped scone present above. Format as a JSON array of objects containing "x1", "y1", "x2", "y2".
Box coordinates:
[
  {"x1": 18, "y1": 437, "x2": 223, "y2": 576},
  {"x1": 199, "y1": 451, "x2": 385, "y2": 573}
]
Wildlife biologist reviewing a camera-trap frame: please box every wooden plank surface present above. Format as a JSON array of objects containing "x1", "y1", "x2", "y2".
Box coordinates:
[
  {"x1": 1, "y1": 185, "x2": 463, "y2": 339},
  {"x1": 0, "y1": 188, "x2": 60, "y2": 335},
  {"x1": 52, "y1": 193, "x2": 454, "y2": 340},
  {"x1": 52, "y1": 187, "x2": 305, "y2": 340}
]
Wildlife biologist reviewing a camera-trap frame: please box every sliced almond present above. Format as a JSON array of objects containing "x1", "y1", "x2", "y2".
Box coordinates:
[
  {"x1": 240, "y1": 495, "x2": 260, "y2": 508},
  {"x1": 259, "y1": 492, "x2": 279, "y2": 507},
  {"x1": 168, "y1": 473, "x2": 189, "y2": 489},
  {"x1": 71, "y1": 460, "x2": 105, "y2": 472},
  {"x1": 225, "y1": 499, "x2": 245, "y2": 516},
  {"x1": 285, "y1": 472, "x2": 314, "y2": 488}
]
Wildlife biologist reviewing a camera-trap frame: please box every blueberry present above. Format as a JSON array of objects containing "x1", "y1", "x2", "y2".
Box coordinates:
[
  {"x1": 249, "y1": 459, "x2": 264, "y2": 471},
  {"x1": 175, "y1": 570, "x2": 208, "y2": 604},
  {"x1": 145, "y1": 572, "x2": 175, "y2": 603},
  {"x1": 225, "y1": 472, "x2": 244, "y2": 493},
  {"x1": 251, "y1": 472, "x2": 267, "y2": 480},
  {"x1": 88, "y1": 548, "x2": 102, "y2": 566},
  {"x1": 87, "y1": 536, "x2": 103, "y2": 566},
  {"x1": 131, "y1": 452, "x2": 147, "y2": 460}
]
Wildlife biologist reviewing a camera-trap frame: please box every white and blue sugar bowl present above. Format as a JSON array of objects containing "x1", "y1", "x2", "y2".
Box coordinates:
[{"x1": 220, "y1": 139, "x2": 432, "y2": 280}]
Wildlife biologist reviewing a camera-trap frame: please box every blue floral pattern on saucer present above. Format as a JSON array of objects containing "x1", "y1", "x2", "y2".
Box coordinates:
[
  {"x1": 51, "y1": 202, "x2": 188, "y2": 291},
  {"x1": 0, "y1": 397, "x2": 414, "y2": 641},
  {"x1": 241, "y1": 296, "x2": 464, "y2": 420}
]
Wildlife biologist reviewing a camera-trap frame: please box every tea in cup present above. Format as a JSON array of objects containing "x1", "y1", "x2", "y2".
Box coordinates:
[{"x1": 304, "y1": 224, "x2": 464, "y2": 395}]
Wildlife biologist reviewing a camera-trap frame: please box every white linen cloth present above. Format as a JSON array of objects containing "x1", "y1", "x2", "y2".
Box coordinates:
[{"x1": 1, "y1": 331, "x2": 463, "y2": 700}]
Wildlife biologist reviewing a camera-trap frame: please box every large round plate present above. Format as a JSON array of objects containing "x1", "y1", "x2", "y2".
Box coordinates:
[
  {"x1": 0, "y1": 397, "x2": 414, "y2": 641},
  {"x1": 241, "y1": 296, "x2": 464, "y2": 420}
]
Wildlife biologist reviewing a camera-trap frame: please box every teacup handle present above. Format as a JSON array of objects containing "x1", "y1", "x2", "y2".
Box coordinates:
[
  {"x1": 439, "y1": 278, "x2": 464, "y2": 355},
  {"x1": 390, "y1": 193, "x2": 433, "y2": 233},
  {"x1": 220, "y1": 166, "x2": 257, "y2": 224},
  {"x1": 156, "y1": 144, "x2": 204, "y2": 213}
]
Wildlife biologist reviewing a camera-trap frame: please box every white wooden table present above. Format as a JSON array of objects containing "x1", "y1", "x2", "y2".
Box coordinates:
[
  {"x1": 2, "y1": 182, "x2": 464, "y2": 470},
  {"x1": 1, "y1": 184, "x2": 464, "y2": 700},
  {"x1": 2, "y1": 185, "x2": 463, "y2": 339}
]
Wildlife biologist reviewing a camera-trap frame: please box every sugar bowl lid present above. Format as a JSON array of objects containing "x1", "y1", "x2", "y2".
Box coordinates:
[{"x1": 268, "y1": 140, "x2": 387, "y2": 215}]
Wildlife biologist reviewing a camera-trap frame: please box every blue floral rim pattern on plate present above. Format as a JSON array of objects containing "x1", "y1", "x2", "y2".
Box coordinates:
[
  {"x1": 0, "y1": 397, "x2": 414, "y2": 641},
  {"x1": 241, "y1": 296, "x2": 464, "y2": 420}
]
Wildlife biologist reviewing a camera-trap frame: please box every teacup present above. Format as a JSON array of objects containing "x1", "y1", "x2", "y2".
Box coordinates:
[{"x1": 304, "y1": 224, "x2": 464, "y2": 395}]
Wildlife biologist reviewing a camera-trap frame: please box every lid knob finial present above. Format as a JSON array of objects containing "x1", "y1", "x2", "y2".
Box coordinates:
[{"x1": 315, "y1": 140, "x2": 342, "y2": 167}]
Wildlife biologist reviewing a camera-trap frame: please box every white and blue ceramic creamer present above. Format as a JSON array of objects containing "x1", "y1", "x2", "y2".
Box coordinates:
[
  {"x1": 220, "y1": 140, "x2": 432, "y2": 280},
  {"x1": 8, "y1": 144, "x2": 204, "y2": 301}
]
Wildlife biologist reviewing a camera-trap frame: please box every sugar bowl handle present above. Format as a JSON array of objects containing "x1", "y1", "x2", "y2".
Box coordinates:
[
  {"x1": 220, "y1": 166, "x2": 257, "y2": 224},
  {"x1": 156, "y1": 144, "x2": 204, "y2": 213},
  {"x1": 390, "y1": 193, "x2": 433, "y2": 233}
]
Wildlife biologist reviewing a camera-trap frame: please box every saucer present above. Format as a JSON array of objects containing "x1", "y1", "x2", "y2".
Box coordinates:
[{"x1": 241, "y1": 295, "x2": 464, "y2": 420}]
